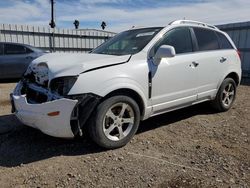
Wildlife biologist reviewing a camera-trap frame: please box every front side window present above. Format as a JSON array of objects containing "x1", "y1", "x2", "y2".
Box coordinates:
[
  {"x1": 194, "y1": 28, "x2": 219, "y2": 51},
  {"x1": 152, "y1": 27, "x2": 193, "y2": 55},
  {"x1": 216, "y1": 32, "x2": 233, "y2": 49},
  {"x1": 92, "y1": 27, "x2": 163, "y2": 56},
  {"x1": 4, "y1": 44, "x2": 27, "y2": 55}
]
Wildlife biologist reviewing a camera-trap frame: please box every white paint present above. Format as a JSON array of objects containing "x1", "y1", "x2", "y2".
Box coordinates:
[
  {"x1": 12, "y1": 20, "x2": 242, "y2": 138},
  {"x1": 12, "y1": 94, "x2": 77, "y2": 138}
]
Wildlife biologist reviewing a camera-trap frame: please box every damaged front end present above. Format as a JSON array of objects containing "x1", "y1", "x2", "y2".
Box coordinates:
[{"x1": 11, "y1": 63, "x2": 100, "y2": 138}]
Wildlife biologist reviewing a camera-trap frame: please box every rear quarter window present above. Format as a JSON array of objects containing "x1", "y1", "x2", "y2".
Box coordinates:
[
  {"x1": 216, "y1": 32, "x2": 234, "y2": 49},
  {"x1": 194, "y1": 28, "x2": 219, "y2": 51}
]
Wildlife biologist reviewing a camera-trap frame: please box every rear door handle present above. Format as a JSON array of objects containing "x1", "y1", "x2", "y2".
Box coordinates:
[
  {"x1": 191, "y1": 61, "x2": 199, "y2": 67},
  {"x1": 220, "y1": 57, "x2": 227, "y2": 63}
]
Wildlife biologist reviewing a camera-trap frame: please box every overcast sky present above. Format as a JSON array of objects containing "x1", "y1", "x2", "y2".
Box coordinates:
[{"x1": 0, "y1": 0, "x2": 249, "y2": 32}]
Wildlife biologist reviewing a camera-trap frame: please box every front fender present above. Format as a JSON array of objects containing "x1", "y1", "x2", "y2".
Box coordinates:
[
  {"x1": 68, "y1": 68, "x2": 151, "y2": 119},
  {"x1": 69, "y1": 76, "x2": 148, "y2": 105}
]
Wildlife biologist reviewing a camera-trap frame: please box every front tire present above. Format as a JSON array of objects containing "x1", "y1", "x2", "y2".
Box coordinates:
[
  {"x1": 211, "y1": 78, "x2": 237, "y2": 112},
  {"x1": 88, "y1": 95, "x2": 140, "y2": 149}
]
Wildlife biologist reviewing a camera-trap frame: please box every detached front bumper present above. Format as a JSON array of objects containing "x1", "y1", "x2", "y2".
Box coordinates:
[{"x1": 11, "y1": 86, "x2": 78, "y2": 138}]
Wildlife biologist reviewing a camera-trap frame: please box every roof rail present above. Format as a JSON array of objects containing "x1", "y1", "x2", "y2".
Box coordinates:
[
  {"x1": 129, "y1": 26, "x2": 146, "y2": 30},
  {"x1": 169, "y1": 20, "x2": 218, "y2": 30}
]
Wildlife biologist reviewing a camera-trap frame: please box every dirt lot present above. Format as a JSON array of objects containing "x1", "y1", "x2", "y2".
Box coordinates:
[{"x1": 0, "y1": 83, "x2": 249, "y2": 188}]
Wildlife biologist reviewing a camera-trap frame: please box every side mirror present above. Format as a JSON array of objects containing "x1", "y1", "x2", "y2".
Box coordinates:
[{"x1": 154, "y1": 45, "x2": 176, "y2": 65}]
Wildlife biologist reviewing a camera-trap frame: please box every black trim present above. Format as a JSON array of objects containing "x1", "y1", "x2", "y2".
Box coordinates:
[
  {"x1": 189, "y1": 27, "x2": 199, "y2": 51},
  {"x1": 10, "y1": 93, "x2": 16, "y2": 113},
  {"x1": 214, "y1": 31, "x2": 222, "y2": 49},
  {"x1": 69, "y1": 93, "x2": 101, "y2": 136},
  {"x1": 80, "y1": 55, "x2": 132, "y2": 74},
  {"x1": 148, "y1": 71, "x2": 152, "y2": 99}
]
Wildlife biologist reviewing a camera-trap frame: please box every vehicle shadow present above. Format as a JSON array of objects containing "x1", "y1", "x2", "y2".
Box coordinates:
[
  {"x1": 0, "y1": 102, "x2": 216, "y2": 167},
  {"x1": 0, "y1": 115, "x2": 104, "y2": 167}
]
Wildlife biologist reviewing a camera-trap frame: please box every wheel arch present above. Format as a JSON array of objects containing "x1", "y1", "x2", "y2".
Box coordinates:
[
  {"x1": 102, "y1": 88, "x2": 146, "y2": 120},
  {"x1": 224, "y1": 72, "x2": 240, "y2": 86}
]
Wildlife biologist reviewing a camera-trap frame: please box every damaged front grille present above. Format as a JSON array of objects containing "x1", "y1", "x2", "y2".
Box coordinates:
[
  {"x1": 15, "y1": 62, "x2": 103, "y2": 137},
  {"x1": 19, "y1": 76, "x2": 77, "y2": 104},
  {"x1": 20, "y1": 80, "x2": 61, "y2": 104},
  {"x1": 17, "y1": 74, "x2": 101, "y2": 137},
  {"x1": 19, "y1": 60, "x2": 78, "y2": 104},
  {"x1": 25, "y1": 86, "x2": 48, "y2": 103}
]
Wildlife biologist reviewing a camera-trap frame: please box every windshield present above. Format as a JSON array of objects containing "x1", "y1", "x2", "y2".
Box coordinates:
[{"x1": 92, "y1": 27, "x2": 163, "y2": 56}]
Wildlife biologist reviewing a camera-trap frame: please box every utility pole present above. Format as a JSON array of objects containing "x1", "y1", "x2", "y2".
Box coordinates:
[
  {"x1": 49, "y1": 0, "x2": 56, "y2": 52},
  {"x1": 49, "y1": 0, "x2": 56, "y2": 28}
]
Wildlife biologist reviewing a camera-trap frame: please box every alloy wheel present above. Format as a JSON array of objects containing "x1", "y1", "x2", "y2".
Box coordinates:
[
  {"x1": 103, "y1": 102, "x2": 135, "y2": 141},
  {"x1": 222, "y1": 83, "x2": 235, "y2": 107}
]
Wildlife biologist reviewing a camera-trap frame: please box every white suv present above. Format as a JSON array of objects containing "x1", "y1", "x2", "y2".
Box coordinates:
[{"x1": 11, "y1": 20, "x2": 241, "y2": 149}]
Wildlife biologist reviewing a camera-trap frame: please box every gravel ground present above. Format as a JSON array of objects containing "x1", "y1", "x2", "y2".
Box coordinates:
[{"x1": 0, "y1": 83, "x2": 249, "y2": 188}]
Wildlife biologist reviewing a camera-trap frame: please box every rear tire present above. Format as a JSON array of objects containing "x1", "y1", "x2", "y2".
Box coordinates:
[
  {"x1": 211, "y1": 78, "x2": 237, "y2": 112},
  {"x1": 88, "y1": 95, "x2": 140, "y2": 149}
]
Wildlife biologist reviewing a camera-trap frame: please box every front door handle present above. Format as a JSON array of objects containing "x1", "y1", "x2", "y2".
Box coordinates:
[{"x1": 220, "y1": 57, "x2": 227, "y2": 63}]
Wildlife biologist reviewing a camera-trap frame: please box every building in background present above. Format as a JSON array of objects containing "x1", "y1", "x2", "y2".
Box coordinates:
[
  {"x1": 218, "y1": 21, "x2": 250, "y2": 79},
  {"x1": 0, "y1": 24, "x2": 116, "y2": 53}
]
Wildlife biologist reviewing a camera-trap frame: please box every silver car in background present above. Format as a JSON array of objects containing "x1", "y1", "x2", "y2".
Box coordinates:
[{"x1": 0, "y1": 42, "x2": 45, "y2": 80}]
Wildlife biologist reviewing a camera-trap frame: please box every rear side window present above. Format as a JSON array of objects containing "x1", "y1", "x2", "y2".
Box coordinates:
[
  {"x1": 4, "y1": 44, "x2": 27, "y2": 55},
  {"x1": 216, "y1": 32, "x2": 233, "y2": 49},
  {"x1": 154, "y1": 27, "x2": 193, "y2": 54},
  {"x1": 0, "y1": 44, "x2": 3, "y2": 55},
  {"x1": 194, "y1": 28, "x2": 219, "y2": 51}
]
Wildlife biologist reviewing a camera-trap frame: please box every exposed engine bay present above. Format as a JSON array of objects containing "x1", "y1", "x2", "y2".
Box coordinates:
[{"x1": 13, "y1": 62, "x2": 101, "y2": 137}]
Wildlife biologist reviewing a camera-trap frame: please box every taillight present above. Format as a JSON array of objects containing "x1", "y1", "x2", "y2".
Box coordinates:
[{"x1": 237, "y1": 50, "x2": 241, "y2": 59}]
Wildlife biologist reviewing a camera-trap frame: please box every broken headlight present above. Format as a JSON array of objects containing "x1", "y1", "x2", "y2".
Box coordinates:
[{"x1": 50, "y1": 76, "x2": 78, "y2": 96}]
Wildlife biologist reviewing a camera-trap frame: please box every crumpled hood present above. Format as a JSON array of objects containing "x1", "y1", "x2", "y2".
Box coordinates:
[{"x1": 31, "y1": 52, "x2": 131, "y2": 79}]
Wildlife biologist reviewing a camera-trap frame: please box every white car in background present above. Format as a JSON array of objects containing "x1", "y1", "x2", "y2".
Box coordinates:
[{"x1": 11, "y1": 20, "x2": 241, "y2": 149}]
